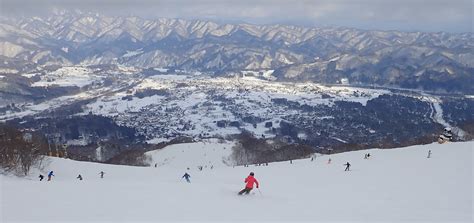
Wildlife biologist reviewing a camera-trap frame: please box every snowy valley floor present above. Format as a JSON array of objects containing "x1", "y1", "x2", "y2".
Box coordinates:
[{"x1": 1, "y1": 141, "x2": 473, "y2": 222}]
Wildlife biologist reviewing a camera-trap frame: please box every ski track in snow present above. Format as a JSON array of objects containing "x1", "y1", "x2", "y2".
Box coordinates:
[
  {"x1": 423, "y1": 94, "x2": 467, "y2": 139},
  {"x1": 432, "y1": 100, "x2": 452, "y2": 129},
  {"x1": 2, "y1": 141, "x2": 473, "y2": 222}
]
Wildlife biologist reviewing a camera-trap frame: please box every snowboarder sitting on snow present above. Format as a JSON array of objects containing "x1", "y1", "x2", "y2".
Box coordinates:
[
  {"x1": 238, "y1": 172, "x2": 259, "y2": 195},
  {"x1": 77, "y1": 174, "x2": 83, "y2": 180},
  {"x1": 182, "y1": 172, "x2": 191, "y2": 183},
  {"x1": 39, "y1": 174, "x2": 44, "y2": 181},
  {"x1": 344, "y1": 162, "x2": 351, "y2": 171},
  {"x1": 47, "y1": 171, "x2": 54, "y2": 181}
]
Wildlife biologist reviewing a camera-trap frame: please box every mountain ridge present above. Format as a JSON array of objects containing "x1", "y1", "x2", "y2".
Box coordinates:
[{"x1": 1, "y1": 11, "x2": 473, "y2": 93}]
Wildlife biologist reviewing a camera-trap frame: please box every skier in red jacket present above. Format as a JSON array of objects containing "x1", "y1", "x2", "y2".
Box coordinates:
[{"x1": 238, "y1": 172, "x2": 259, "y2": 195}]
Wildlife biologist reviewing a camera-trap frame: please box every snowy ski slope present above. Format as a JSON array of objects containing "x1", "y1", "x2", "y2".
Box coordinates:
[{"x1": 1, "y1": 141, "x2": 473, "y2": 222}]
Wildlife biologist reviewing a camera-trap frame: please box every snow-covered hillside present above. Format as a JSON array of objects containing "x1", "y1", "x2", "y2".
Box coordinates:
[
  {"x1": 2, "y1": 141, "x2": 472, "y2": 222},
  {"x1": 146, "y1": 139, "x2": 235, "y2": 168}
]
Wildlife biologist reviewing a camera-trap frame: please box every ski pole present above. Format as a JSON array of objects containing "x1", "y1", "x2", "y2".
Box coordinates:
[{"x1": 257, "y1": 188, "x2": 263, "y2": 196}]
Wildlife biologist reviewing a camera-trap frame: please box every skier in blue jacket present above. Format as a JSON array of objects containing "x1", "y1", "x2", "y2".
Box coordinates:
[
  {"x1": 47, "y1": 171, "x2": 54, "y2": 181},
  {"x1": 182, "y1": 173, "x2": 191, "y2": 183}
]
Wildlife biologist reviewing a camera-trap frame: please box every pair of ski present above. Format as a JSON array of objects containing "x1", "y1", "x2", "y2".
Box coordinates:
[{"x1": 237, "y1": 188, "x2": 262, "y2": 196}]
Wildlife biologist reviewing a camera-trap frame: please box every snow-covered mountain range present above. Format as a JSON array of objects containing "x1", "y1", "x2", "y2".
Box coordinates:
[
  {"x1": 0, "y1": 11, "x2": 472, "y2": 162},
  {"x1": 1, "y1": 11, "x2": 473, "y2": 93}
]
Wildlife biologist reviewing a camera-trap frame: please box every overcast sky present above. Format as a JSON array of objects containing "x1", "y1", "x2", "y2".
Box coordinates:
[{"x1": 1, "y1": 0, "x2": 472, "y2": 32}]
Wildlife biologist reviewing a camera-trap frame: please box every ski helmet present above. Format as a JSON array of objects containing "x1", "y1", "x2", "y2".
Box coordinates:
[{"x1": 250, "y1": 172, "x2": 254, "y2": 176}]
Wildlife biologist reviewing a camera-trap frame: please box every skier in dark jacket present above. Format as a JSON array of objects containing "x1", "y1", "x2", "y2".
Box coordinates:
[
  {"x1": 99, "y1": 171, "x2": 105, "y2": 178},
  {"x1": 47, "y1": 171, "x2": 54, "y2": 181},
  {"x1": 238, "y1": 172, "x2": 259, "y2": 195},
  {"x1": 38, "y1": 174, "x2": 44, "y2": 181},
  {"x1": 182, "y1": 172, "x2": 191, "y2": 183},
  {"x1": 344, "y1": 162, "x2": 351, "y2": 171},
  {"x1": 77, "y1": 174, "x2": 83, "y2": 180}
]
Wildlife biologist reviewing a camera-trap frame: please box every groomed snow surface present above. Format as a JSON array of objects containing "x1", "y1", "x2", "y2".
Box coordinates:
[{"x1": 1, "y1": 141, "x2": 473, "y2": 223}]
